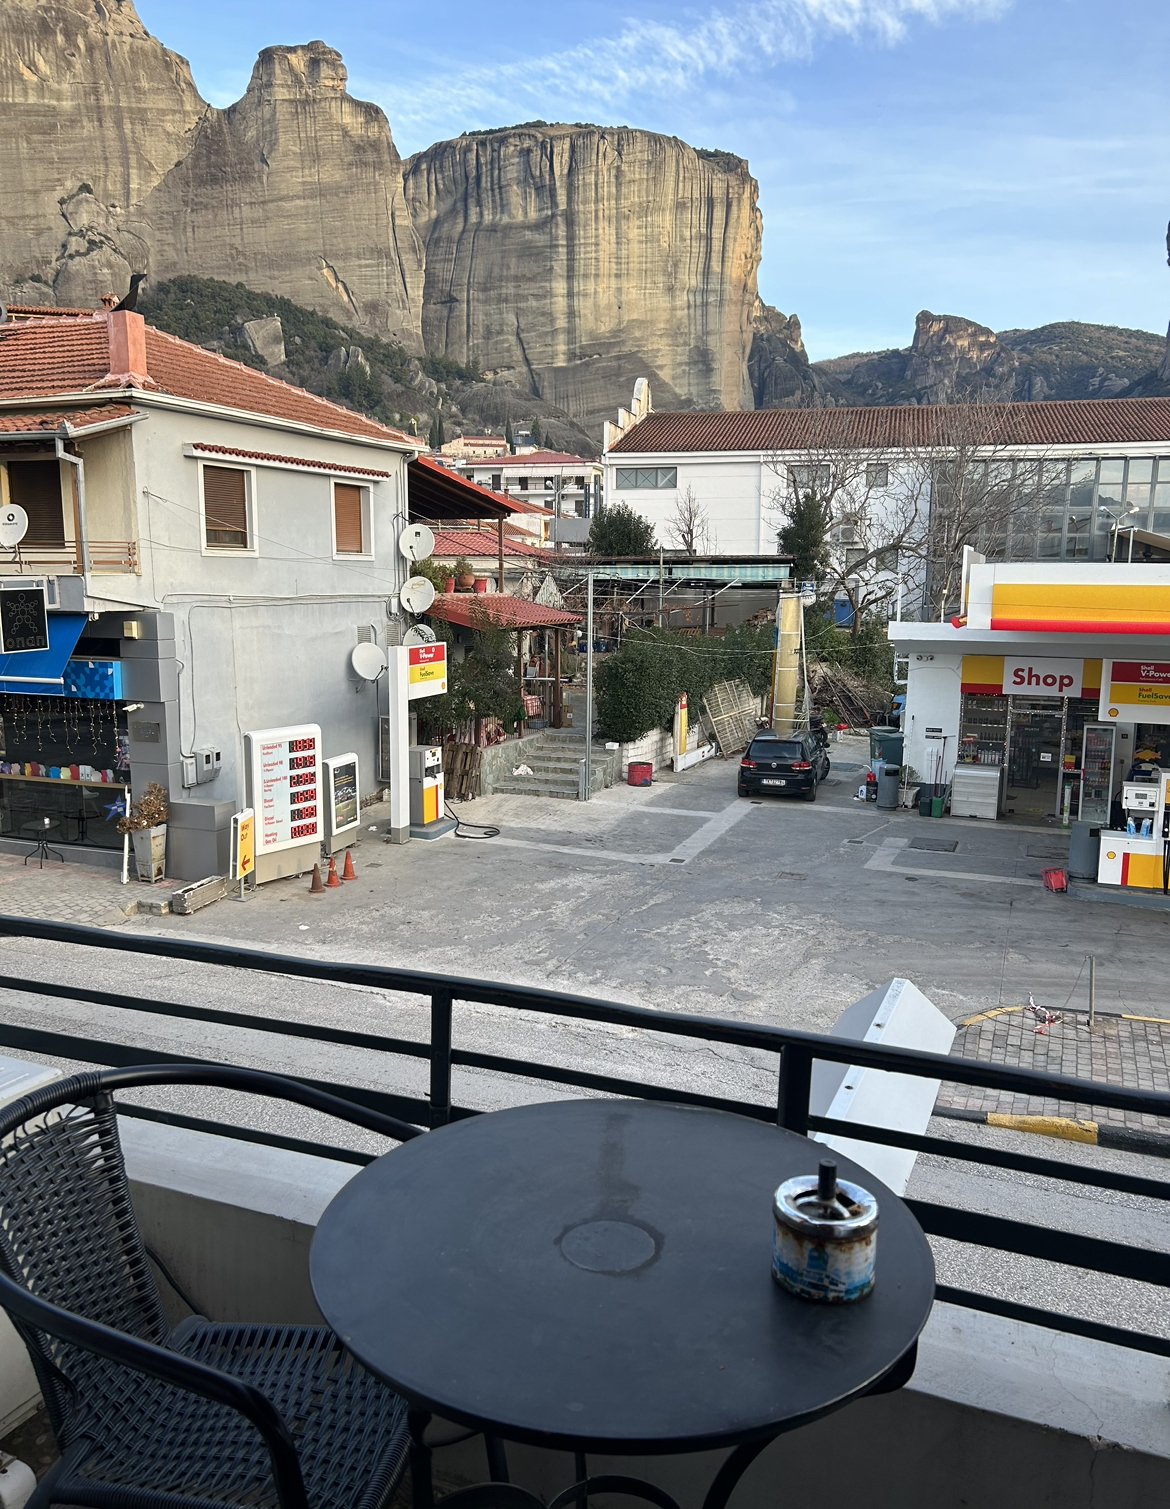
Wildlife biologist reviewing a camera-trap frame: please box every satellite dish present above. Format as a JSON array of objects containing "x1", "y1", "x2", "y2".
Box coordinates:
[
  {"x1": 350, "y1": 642, "x2": 387, "y2": 681},
  {"x1": 400, "y1": 575, "x2": 436, "y2": 614},
  {"x1": 0, "y1": 505, "x2": 28, "y2": 549},
  {"x1": 403, "y1": 623, "x2": 437, "y2": 647},
  {"x1": 398, "y1": 523, "x2": 435, "y2": 563}
]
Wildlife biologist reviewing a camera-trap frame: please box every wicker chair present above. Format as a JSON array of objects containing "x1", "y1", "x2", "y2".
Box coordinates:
[{"x1": 0, "y1": 1063, "x2": 423, "y2": 1509}]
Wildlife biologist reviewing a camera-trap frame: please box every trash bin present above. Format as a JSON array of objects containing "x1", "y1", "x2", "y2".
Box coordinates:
[
  {"x1": 1068, "y1": 820, "x2": 1101, "y2": 880},
  {"x1": 869, "y1": 726, "x2": 904, "y2": 767},
  {"x1": 877, "y1": 763, "x2": 901, "y2": 810}
]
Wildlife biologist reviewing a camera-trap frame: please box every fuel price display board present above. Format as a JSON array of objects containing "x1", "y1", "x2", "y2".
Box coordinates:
[{"x1": 245, "y1": 723, "x2": 322, "y2": 852}]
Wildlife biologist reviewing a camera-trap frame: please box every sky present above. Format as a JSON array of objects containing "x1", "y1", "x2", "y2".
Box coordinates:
[{"x1": 137, "y1": 0, "x2": 1170, "y2": 361}]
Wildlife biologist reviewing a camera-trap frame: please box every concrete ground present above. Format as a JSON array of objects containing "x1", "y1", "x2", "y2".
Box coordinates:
[{"x1": 0, "y1": 734, "x2": 1166, "y2": 1344}]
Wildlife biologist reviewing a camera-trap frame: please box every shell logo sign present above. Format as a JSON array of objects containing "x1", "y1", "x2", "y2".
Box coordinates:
[{"x1": 407, "y1": 642, "x2": 447, "y2": 700}]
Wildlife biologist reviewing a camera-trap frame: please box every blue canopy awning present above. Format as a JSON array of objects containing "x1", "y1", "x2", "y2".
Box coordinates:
[{"x1": 0, "y1": 613, "x2": 88, "y2": 693}]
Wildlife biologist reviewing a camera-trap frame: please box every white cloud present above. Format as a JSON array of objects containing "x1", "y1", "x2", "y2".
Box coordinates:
[{"x1": 369, "y1": 0, "x2": 1007, "y2": 142}]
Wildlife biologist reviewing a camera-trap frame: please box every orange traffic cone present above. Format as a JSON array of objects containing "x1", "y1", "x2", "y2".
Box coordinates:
[
  {"x1": 341, "y1": 848, "x2": 356, "y2": 881},
  {"x1": 308, "y1": 864, "x2": 325, "y2": 894},
  {"x1": 325, "y1": 855, "x2": 343, "y2": 888}
]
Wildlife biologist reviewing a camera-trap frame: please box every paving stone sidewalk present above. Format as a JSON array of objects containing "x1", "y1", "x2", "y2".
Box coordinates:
[
  {"x1": 937, "y1": 1007, "x2": 1170, "y2": 1132},
  {"x1": 0, "y1": 851, "x2": 173, "y2": 928}
]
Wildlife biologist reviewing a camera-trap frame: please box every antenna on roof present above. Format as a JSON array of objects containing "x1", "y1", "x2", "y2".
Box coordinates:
[{"x1": 112, "y1": 273, "x2": 146, "y2": 313}]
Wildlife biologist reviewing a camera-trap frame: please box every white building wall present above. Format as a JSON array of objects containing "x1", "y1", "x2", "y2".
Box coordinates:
[
  {"x1": 123, "y1": 406, "x2": 411, "y2": 815},
  {"x1": 901, "y1": 653, "x2": 962, "y2": 786}
]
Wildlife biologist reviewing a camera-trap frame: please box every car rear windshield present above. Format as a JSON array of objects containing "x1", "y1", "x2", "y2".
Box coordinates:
[{"x1": 749, "y1": 740, "x2": 805, "y2": 759}]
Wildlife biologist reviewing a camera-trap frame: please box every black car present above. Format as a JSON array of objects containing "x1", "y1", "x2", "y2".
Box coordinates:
[{"x1": 738, "y1": 732, "x2": 830, "y2": 801}]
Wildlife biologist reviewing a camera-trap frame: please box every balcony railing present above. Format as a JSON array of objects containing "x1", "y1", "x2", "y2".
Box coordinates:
[
  {"x1": 0, "y1": 541, "x2": 139, "y2": 574},
  {"x1": 0, "y1": 913, "x2": 1166, "y2": 1361}
]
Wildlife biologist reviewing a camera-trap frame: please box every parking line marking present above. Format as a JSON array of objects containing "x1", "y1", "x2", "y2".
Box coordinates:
[{"x1": 863, "y1": 847, "x2": 1042, "y2": 887}]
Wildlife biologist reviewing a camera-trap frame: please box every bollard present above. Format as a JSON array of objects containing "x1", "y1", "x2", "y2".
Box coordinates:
[{"x1": 1088, "y1": 955, "x2": 1096, "y2": 1028}]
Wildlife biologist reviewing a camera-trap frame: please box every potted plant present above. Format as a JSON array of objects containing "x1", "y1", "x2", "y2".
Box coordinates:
[
  {"x1": 117, "y1": 782, "x2": 169, "y2": 882},
  {"x1": 453, "y1": 555, "x2": 476, "y2": 590}
]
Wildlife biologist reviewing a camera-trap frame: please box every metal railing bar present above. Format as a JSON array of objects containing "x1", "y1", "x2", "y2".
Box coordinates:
[
  {"x1": 807, "y1": 1114, "x2": 1170, "y2": 1202},
  {"x1": 934, "y1": 1284, "x2": 1170, "y2": 1359},
  {"x1": 3, "y1": 916, "x2": 1168, "y2": 1119},
  {"x1": 906, "y1": 1199, "x2": 1170, "y2": 1286},
  {"x1": 0, "y1": 1023, "x2": 432, "y2": 1128},
  {"x1": 0, "y1": 973, "x2": 432, "y2": 1061},
  {"x1": 113, "y1": 1103, "x2": 377, "y2": 1167},
  {"x1": 449, "y1": 1048, "x2": 776, "y2": 1121}
]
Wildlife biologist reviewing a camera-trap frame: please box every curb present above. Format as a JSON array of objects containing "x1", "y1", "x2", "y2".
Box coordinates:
[{"x1": 934, "y1": 1105, "x2": 1170, "y2": 1158}]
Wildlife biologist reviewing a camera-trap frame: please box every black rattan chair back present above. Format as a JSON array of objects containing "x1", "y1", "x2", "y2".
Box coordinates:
[{"x1": 0, "y1": 1075, "x2": 170, "y2": 1438}]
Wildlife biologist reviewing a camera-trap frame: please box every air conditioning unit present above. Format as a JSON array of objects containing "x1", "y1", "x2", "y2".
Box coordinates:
[{"x1": 835, "y1": 524, "x2": 858, "y2": 545}]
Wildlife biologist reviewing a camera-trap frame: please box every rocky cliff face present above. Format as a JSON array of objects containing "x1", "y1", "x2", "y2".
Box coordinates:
[
  {"x1": 133, "y1": 43, "x2": 424, "y2": 346},
  {"x1": 748, "y1": 300, "x2": 842, "y2": 408},
  {"x1": 403, "y1": 125, "x2": 761, "y2": 433},
  {"x1": 0, "y1": 0, "x2": 205, "y2": 307},
  {"x1": 812, "y1": 313, "x2": 1167, "y2": 406}
]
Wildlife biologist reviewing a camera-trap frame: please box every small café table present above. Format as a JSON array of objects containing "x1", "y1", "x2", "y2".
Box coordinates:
[{"x1": 310, "y1": 1098, "x2": 935, "y2": 1509}]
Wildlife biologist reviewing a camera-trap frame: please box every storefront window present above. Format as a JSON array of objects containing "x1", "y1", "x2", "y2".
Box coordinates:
[
  {"x1": 1153, "y1": 461, "x2": 1170, "y2": 535},
  {"x1": 958, "y1": 694, "x2": 1007, "y2": 765},
  {"x1": 0, "y1": 693, "x2": 129, "y2": 850},
  {"x1": 1064, "y1": 459, "x2": 1095, "y2": 558}
]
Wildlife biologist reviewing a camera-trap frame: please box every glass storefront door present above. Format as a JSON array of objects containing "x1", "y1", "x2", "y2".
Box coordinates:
[{"x1": 1005, "y1": 699, "x2": 1064, "y2": 819}]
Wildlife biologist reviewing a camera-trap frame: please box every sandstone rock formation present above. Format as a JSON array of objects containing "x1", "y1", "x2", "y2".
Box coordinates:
[
  {"x1": 748, "y1": 300, "x2": 843, "y2": 408},
  {"x1": 0, "y1": 0, "x2": 205, "y2": 306},
  {"x1": 815, "y1": 312, "x2": 1167, "y2": 406},
  {"x1": 133, "y1": 43, "x2": 424, "y2": 347},
  {"x1": 403, "y1": 125, "x2": 762, "y2": 434}
]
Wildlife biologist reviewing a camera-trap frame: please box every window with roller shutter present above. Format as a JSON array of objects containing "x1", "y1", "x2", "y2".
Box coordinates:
[
  {"x1": 333, "y1": 483, "x2": 365, "y2": 554},
  {"x1": 6, "y1": 461, "x2": 66, "y2": 546},
  {"x1": 202, "y1": 465, "x2": 250, "y2": 548}
]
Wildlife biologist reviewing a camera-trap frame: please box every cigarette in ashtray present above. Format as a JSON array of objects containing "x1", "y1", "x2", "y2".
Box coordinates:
[{"x1": 772, "y1": 1159, "x2": 879, "y2": 1302}]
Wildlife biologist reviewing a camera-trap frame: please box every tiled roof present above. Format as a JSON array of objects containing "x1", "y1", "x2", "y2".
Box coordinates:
[
  {"x1": 0, "y1": 313, "x2": 414, "y2": 445},
  {"x1": 0, "y1": 405, "x2": 138, "y2": 433},
  {"x1": 428, "y1": 592, "x2": 581, "y2": 629},
  {"x1": 430, "y1": 529, "x2": 548, "y2": 559},
  {"x1": 187, "y1": 442, "x2": 391, "y2": 477},
  {"x1": 608, "y1": 399, "x2": 1170, "y2": 454},
  {"x1": 3, "y1": 305, "x2": 97, "y2": 319},
  {"x1": 495, "y1": 451, "x2": 598, "y2": 465}
]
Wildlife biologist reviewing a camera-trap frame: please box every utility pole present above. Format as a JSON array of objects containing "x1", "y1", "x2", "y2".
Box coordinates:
[{"x1": 584, "y1": 569, "x2": 594, "y2": 801}]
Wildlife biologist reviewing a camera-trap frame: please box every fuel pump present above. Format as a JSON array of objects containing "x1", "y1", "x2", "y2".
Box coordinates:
[{"x1": 1098, "y1": 766, "x2": 1170, "y2": 891}]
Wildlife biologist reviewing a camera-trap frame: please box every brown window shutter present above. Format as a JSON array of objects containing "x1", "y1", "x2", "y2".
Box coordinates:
[
  {"x1": 7, "y1": 461, "x2": 65, "y2": 546},
  {"x1": 334, "y1": 483, "x2": 364, "y2": 553},
  {"x1": 203, "y1": 467, "x2": 249, "y2": 547}
]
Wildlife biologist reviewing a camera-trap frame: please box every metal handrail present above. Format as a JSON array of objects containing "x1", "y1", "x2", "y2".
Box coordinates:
[
  {"x1": 0, "y1": 914, "x2": 1167, "y2": 1358},
  {"x1": 0, "y1": 541, "x2": 138, "y2": 573}
]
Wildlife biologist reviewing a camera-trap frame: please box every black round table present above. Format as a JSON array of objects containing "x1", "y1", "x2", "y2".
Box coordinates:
[{"x1": 310, "y1": 1099, "x2": 935, "y2": 1509}]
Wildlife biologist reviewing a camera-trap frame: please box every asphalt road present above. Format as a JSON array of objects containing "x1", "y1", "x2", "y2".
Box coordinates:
[{"x1": 0, "y1": 735, "x2": 1166, "y2": 1342}]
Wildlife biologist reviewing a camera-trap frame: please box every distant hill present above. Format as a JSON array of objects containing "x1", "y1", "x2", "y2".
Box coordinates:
[{"x1": 748, "y1": 307, "x2": 1169, "y2": 409}]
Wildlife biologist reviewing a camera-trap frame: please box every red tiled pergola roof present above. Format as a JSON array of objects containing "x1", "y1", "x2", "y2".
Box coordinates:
[
  {"x1": 427, "y1": 593, "x2": 580, "y2": 630},
  {"x1": 429, "y1": 528, "x2": 548, "y2": 559},
  {"x1": 608, "y1": 399, "x2": 1170, "y2": 453}
]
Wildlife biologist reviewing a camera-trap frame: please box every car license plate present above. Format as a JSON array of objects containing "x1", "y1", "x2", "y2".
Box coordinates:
[{"x1": 761, "y1": 778, "x2": 786, "y2": 786}]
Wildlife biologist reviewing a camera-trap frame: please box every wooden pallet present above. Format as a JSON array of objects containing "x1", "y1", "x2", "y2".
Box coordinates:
[{"x1": 442, "y1": 742, "x2": 483, "y2": 801}]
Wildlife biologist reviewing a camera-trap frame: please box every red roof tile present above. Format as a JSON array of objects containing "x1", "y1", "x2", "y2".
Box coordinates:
[
  {"x1": 187, "y1": 442, "x2": 390, "y2": 477},
  {"x1": 0, "y1": 313, "x2": 414, "y2": 445},
  {"x1": 0, "y1": 404, "x2": 138, "y2": 433},
  {"x1": 501, "y1": 451, "x2": 598, "y2": 465},
  {"x1": 608, "y1": 400, "x2": 1170, "y2": 454},
  {"x1": 428, "y1": 592, "x2": 580, "y2": 630},
  {"x1": 430, "y1": 529, "x2": 548, "y2": 559}
]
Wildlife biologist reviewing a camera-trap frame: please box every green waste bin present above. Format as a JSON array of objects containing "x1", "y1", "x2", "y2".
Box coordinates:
[{"x1": 869, "y1": 726, "x2": 904, "y2": 767}]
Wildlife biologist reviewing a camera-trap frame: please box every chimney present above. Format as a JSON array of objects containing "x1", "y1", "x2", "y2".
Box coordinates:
[{"x1": 102, "y1": 310, "x2": 154, "y2": 388}]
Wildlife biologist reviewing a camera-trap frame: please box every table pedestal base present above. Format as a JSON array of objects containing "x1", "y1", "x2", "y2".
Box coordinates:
[{"x1": 408, "y1": 1412, "x2": 773, "y2": 1509}]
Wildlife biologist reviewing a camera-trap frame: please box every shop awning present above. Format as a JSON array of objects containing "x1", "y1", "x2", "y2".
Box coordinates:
[
  {"x1": 408, "y1": 457, "x2": 521, "y2": 522},
  {"x1": 0, "y1": 612, "x2": 88, "y2": 692}
]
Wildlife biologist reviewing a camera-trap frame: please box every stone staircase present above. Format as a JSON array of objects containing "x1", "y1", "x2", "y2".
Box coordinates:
[{"x1": 490, "y1": 728, "x2": 619, "y2": 800}]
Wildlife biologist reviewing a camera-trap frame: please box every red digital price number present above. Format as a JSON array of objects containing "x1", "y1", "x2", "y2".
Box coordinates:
[
  {"x1": 288, "y1": 738, "x2": 316, "y2": 753},
  {"x1": 290, "y1": 821, "x2": 317, "y2": 839},
  {"x1": 288, "y1": 755, "x2": 315, "y2": 770},
  {"x1": 290, "y1": 771, "x2": 315, "y2": 787},
  {"x1": 291, "y1": 804, "x2": 317, "y2": 820}
]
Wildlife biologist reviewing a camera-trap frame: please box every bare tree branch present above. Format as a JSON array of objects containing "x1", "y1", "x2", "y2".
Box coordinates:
[{"x1": 667, "y1": 486, "x2": 717, "y2": 553}]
